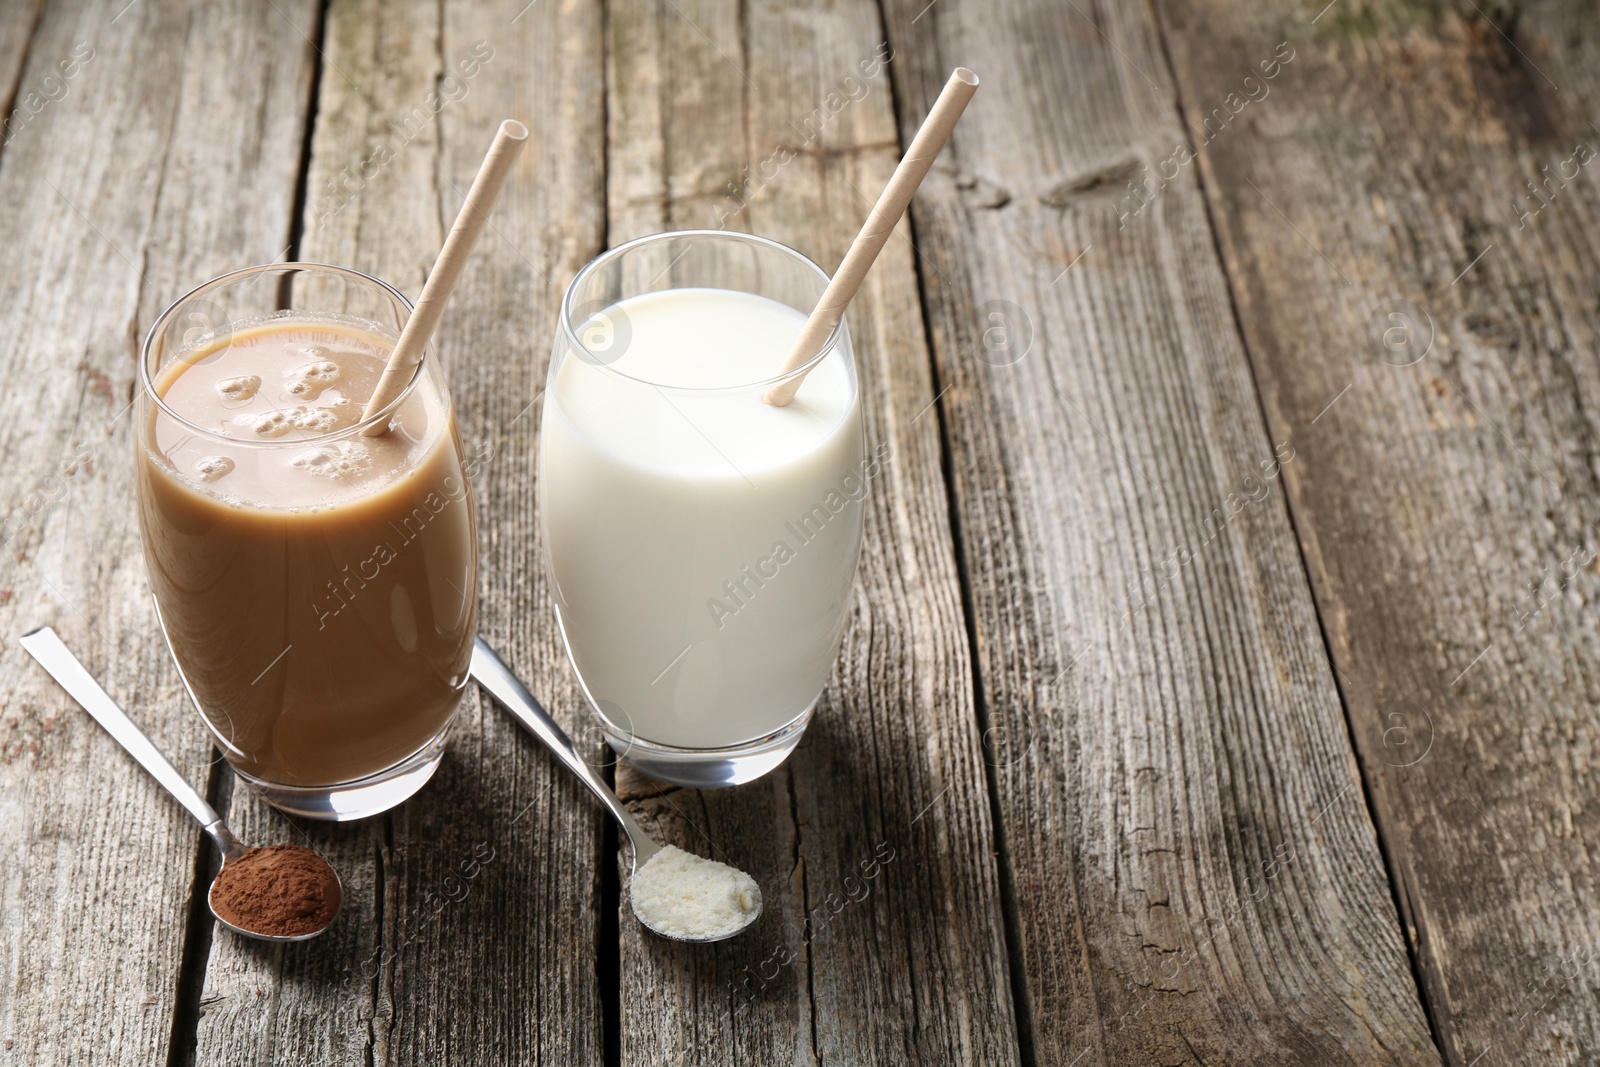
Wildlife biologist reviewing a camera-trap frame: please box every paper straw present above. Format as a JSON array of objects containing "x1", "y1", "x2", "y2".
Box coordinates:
[
  {"x1": 360, "y1": 119, "x2": 529, "y2": 434},
  {"x1": 763, "y1": 69, "x2": 978, "y2": 407}
]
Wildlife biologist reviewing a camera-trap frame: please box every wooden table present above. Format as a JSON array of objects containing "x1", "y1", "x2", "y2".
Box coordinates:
[{"x1": 4, "y1": 0, "x2": 1597, "y2": 1062}]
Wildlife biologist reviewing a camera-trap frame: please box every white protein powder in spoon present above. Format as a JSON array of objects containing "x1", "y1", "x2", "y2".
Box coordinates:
[{"x1": 631, "y1": 845, "x2": 762, "y2": 940}]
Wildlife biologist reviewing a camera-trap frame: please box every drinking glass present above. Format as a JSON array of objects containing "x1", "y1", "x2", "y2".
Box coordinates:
[
  {"x1": 541, "y1": 230, "x2": 867, "y2": 787},
  {"x1": 137, "y1": 263, "x2": 479, "y2": 820}
]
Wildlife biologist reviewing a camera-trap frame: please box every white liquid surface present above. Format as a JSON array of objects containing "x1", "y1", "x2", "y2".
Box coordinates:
[{"x1": 540, "y1": 288, "x2": 867, "y2": 749}]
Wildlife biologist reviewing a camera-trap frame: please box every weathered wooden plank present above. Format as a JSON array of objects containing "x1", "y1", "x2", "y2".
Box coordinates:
[
  {"x1": 0, "y1": 0, "x2": 316, "y2": 1062},
  {"x1": 0, "y1": 0, "x2": 44, "y2": 165},
  {"x1": 186, "y1": 1, "x2": 610, "y2": 1064},
  {"x1": 881, "y1": 0, "x2": 1443, "y2": 1061},
  {"x1": 605, "y1": 1, "x2": 1020, "y2": 1063},
  {"x1": 1155, "y1": 1, "x2": 1600, "y2": 1061}
]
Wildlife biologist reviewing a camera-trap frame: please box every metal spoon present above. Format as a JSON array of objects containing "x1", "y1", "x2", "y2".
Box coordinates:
[
  {"x1": 18, "y1": 626, "x2": 341, "y2": 942},
  {"x1": 469, "y1": 637, "x2": 762, "y2": 942}
]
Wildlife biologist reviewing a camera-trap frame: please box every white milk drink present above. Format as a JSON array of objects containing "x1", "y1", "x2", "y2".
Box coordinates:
[{"x1": 539, "y1": 288, "x2": 869, "y2": 750}]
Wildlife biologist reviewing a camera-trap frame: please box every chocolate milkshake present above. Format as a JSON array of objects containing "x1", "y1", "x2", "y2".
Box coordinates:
[{"x1": 137, "y1": 310, "x2": 477, "y2": 797}]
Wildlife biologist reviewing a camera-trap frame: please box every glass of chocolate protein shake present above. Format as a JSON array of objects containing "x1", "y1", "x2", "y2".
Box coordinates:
[{"x1": 136, "y1": 263, "x2": 479, "y2": 820}]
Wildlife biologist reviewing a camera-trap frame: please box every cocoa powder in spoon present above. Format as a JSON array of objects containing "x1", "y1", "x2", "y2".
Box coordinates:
[{"x1": 210, "y1": 844, "x2": 341, "y2": 937}]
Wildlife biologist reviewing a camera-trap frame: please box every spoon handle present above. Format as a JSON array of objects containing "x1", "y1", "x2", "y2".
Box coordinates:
[
  {"x1": 469, "y1": 638, "x2": 660, "y2": 863},
  {"x1": 19, "y1": 626, "x2": 224, "y2": 834}
]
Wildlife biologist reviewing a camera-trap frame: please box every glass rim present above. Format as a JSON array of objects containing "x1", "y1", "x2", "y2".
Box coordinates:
[
  {"x1": 558, "y1": 229, "x2": 847, "y2": 393},
  {"x1": 138, "y1": 261, "x2": 429, "y2": 447}
]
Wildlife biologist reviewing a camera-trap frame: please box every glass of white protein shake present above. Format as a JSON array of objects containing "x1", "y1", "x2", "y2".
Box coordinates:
[{"x1": 540, "y1": 230, "x2": 871, "y2": 787}]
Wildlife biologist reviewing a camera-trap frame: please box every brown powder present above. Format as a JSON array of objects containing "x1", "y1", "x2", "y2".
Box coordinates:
[{"x1": 210, "y1": 844, "x2": 342, "y2": 937}]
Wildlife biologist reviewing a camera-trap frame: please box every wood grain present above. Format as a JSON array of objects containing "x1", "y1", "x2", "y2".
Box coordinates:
[
  {"x1": 0, "y1": 0, "x2": 316, "y2": 1062},
  {"x1": 0, "y1": 0, "x2": 44, "y2": 161},
  {"x1": 187, "y1": 1, "x2": 610, "y2": 1064},
  {"x1": 1155, "y1": 0, "x2": 1600, "y2": 1062},
  {"x1": 881, "y1": 0, "x2": 1443, "y2": 1061},
  {"x1": 604, "y1": 0, "x2": 1021, "y2": 1062},
  {"x1": 12, "y1": 0, "x2": 1596, "y2": 1062}
]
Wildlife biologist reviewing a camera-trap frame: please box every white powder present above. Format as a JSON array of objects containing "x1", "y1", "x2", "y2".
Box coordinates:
[{"x1": 630, "y1": 845, "x2": 762, "y2": 940}]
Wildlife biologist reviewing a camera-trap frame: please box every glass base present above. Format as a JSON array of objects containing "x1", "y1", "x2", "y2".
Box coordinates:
[
  {"x1": 601, "y1": 703, "x2": 813, "y2": 789},
  {"x1": 151, "y1": 594, "x2": 456, "y2": 821},
  {"x1": 230, "y1": 722, "x2": 451, "y2": 821},
  {"x1": 552, "y1": 604, "x2": 817, "y2": 788}
]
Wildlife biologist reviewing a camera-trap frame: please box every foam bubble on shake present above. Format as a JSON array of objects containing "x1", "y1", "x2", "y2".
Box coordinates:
[
  {"x1": 289, "y1": 407, "x2": 340, "y2": 434},
  {"x1": 216, "y1": 375, "x2": 261, "y2": 403},
  {"x1": 285, "y1": 360, "x2": 342, "y2": 400},
  {"x1": 237, "y1": 402, "x2": 350, "y2": 438},
  {"x1": 291, "y1": 441, "x2": 373, "y2": 479},
  {"x1": 242, "y1": 409, "x2": 295, "y2": 437},
  {"x1": 311, "y1": 398, "x2": 361, "y2": 433},
  {"x1": 193, "y1": 456, "x2": 235, "y2": 482}
]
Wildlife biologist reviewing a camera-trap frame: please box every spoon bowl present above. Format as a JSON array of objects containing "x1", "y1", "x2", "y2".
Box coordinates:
[
  {"x1": 469, "y1": 637, "x2": 761, "y2": 942},
  {"x1": 20, "y1": 626, "x2": 341, "y2": 942},
  {"x1": 203, "y1": 822, "x2": 344, "y2": 943}
]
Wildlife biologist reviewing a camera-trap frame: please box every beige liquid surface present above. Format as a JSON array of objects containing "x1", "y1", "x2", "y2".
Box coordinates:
[{"x1": 138, "y1": 316, "x2": 477, "y2": 787}]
